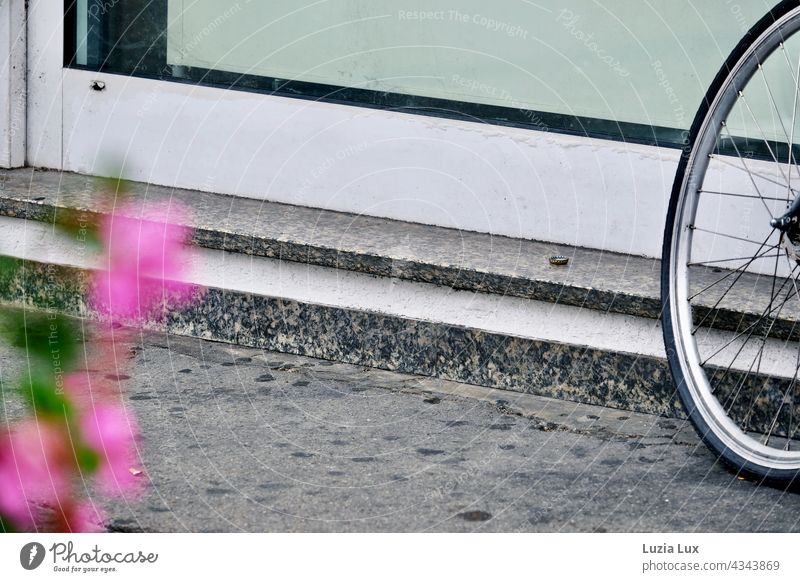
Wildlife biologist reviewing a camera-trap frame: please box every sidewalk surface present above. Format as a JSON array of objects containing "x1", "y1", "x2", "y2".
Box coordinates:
[{"x1": 3, "y1": 331, "x2": 800, "y2": 532}]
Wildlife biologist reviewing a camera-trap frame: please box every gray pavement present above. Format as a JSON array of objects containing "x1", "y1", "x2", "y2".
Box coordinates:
[{"x1": 4, "y1": 330, "x2": 800, "y2": 532}]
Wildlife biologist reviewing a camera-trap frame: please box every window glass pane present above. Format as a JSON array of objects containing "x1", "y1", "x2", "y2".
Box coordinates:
[{"x1": 68, "y1": 1, "x2": 778, "y2": 145}]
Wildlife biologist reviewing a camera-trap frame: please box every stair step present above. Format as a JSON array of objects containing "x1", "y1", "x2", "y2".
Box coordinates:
[
  {"x1": 0, "y1": 168, "x2": 788, "y2": 420},
  {"x1": 0, "y1": 168, "x2": 662, "y2": 320},
  {"x1": 0, "y1": 253, "x2": 682, "y2": 418}
]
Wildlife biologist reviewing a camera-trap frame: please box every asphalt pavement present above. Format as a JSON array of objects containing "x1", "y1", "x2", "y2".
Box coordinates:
[{"x1": 4, "y1": 329, "x2": 800, "y2": 532}]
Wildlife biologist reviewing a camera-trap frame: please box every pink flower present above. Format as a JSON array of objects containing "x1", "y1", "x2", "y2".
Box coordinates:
[
  {"x1": 62, "y1": 501, "x2": 106, "y2": 533},
  {"x1": 0, "y1": 421, "x2": 70, "y2": 530},
  {"x1": 62, "y1": 371, "x2": 93, "y2": 410},
  {"x1": 64, "y1": 340, "x2": 138, "y2": 405},
  {"x1": 91, "y1": 202, "x2": 194, "y2": 320},
  {"x1": 80, "y1": 403, "x2": 141, "y2": 496}
]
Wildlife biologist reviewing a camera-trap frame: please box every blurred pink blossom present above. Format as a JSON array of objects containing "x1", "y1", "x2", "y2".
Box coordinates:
[
  {"x1": 91, "y1": 203, "x2": 194, "y2": 320},
  {"x1": 1, "y1": 199, "x2": 201, "y2": 532},
  {"x1": 62, "y1": 501, "x2": 106, "y2": 533},
  {"x1": 80, "y1": 403, "x2": 141, "y2": 496},
  {"x1": 62, "y1": 371, "x2": 93, "y2": 409},
  {"x1": 0, "y1": 421, "x2": 70, "y2": 530}
]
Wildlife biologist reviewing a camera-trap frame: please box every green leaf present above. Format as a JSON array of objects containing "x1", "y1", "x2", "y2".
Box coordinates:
[
  {"x1": 0, "y1": 256, "x2": 21, "y2": 286},
  {"x1": 96, "y1": 174, "x2": 130, "y2": 198},
  {"x1": 0, "y1": 514, "x2": 18, "y2": 533},
  {"x1": 0, "y1": 311, "x2": 81, "y2": 369},
  {"x1": 18, "y1": 371, "x2": 72, "y2": 419},
  {"x1": 51, "y1": 208, "x2": 103, "y2": 252},
  {"x1": 75, "y1": 445, "x2": 100, "y2": 474},
  {"x1": 0, "y1": 255, "x2": 21, "y2": 274},
  {"x1": 92, "y1": 168, "x2": 131, "y2": 209}
]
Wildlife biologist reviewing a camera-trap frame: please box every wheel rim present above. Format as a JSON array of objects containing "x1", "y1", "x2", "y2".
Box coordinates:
[{"x1": 670, "y1": 6, "x2": 800, "y2": 471}]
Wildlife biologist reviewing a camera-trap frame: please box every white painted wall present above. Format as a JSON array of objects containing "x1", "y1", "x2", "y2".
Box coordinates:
[
  {"x1": 26, "y1": 0, "x2": 63, "y2": 169},
  {"x1": 23, "y1": 4, "x2": 795, "y2": 260},
  {"x1": 19, "y1": 6, "x2": 694, "y2": 258},
  {"x1": 0, "y1": 0, "x2": 26, "y2": 168},
  {"x1": 61, "y1": 68, "x2": 680, "y2": 258}
]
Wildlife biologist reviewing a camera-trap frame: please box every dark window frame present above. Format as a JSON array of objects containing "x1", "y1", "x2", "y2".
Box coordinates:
[{"x1": 62, "y1": 2, "x2": 692, "y2": 150}]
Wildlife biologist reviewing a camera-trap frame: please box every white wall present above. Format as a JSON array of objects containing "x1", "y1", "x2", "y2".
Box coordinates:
[
  {"x1": 34, "y1": 3, "x2": 785, "y2": 258},
  {"x1": 0, "y1": 0, "x2": 26, "y2": 168},
  {"x1": 26, "y1": 0, "x2": 63, "y2": 169},
  {"x1": 61, "y1": 68, "x2": 679, "y2": 258}
]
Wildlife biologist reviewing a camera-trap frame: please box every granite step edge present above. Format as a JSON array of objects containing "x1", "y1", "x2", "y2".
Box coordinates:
[
  {"x1": 0, "y1": 180, "x2": 663, "y2": 320},
  {"x1": 5, "y1": 255, "x2": 794, "y2": 430},
  {"x1": 0, "y1": 255, "x2": 682, "y2": 419},
  {"x1": 0, "y1": 183, "x2": 790, "y2": 342}
]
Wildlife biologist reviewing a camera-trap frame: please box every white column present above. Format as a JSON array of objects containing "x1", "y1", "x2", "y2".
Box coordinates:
[
  {"x1": 0, "y1": 0, "x2": 26, "y2": 168},
  {"x1": 26, "y1": 0, "x2": 63, "y2": 169}
]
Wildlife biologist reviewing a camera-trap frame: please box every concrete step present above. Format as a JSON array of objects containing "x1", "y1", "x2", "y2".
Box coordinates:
[
  {"x1": 0, "y1": 167, "x2": 662, "y2": 319},
  {"x1": 0, "y1": 167, "x2": 785, "y2": 419}
]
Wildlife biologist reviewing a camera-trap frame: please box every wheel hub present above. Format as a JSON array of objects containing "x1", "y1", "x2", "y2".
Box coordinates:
[{"x1": 781, "y1": 221, "x2": 800, "y2": 263}]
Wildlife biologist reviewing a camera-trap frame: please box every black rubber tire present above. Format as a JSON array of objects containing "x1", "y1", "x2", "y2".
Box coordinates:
[{"x1": 661, "y1": 0, "x2": 800, "y2": 490}]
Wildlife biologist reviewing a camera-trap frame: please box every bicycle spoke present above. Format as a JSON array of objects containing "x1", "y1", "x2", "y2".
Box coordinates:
[
  {"x1": 720, "y1": 122, "x2": 778, "y2": 217},
  {"x1": 780, "y1": 42, "x2": 800, "y2": 197},
  {"x1": 699, "y1": 189, "x2": 795, "y2": 203},
  {"x1": 700, "y1": 271, "x2": 794, "y2": 366},
  {"x1": 786, "y1": 297, "x2": 800, "y2": 450},
  {"x1": 765, "y1": 344, "x2": 800, "y2": 447},
  {"x1": 753, "y1": 256, "x2": 800, "y2": 445},
  {"x1": 757, "y1": 64, "x2": 800, "y2": 182},
  {"x1": 688, "y1": 226, "x2": 778, "y2": 248},
  {"x1": 714, "y1": 293, "x2": 796, "y2": 435},
  {"x1": 737, "y1": 84, "x2": 792, "y2": 186},
  {"x1": 709, "y1": 153, "x2": 792, "y2": 192},
  {"x1": 737, "y1": 258, "x2": 800, "y2": 433},
  {"x1": 687, "y1": 232, "x2": 776, "y2": 304},
  {"x1": 764, "y1": 345, "x2": 800, "y2": 446},
  {"x1": 712, "y1": 267, "x2": 795, "y2": 409},
  {"x1": 688, "y1": 253, "x2": 782, "y2": 267},
  {"x1": 688, "y1": 240, "x2": 781, "y2": 334}
]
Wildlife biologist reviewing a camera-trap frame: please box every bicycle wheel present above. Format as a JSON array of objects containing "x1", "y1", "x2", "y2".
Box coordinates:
[{"x1": 663, "y1": 0, "x2": 800, "y2": 487}]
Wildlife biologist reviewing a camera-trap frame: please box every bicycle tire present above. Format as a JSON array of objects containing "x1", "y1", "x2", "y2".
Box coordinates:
[{"x1": 663, "y1": 0, "x2": 800, "y2": 488}]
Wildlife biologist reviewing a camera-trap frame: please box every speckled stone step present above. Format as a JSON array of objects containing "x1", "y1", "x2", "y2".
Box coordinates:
[
  {"x1": 1, "y1": 168, "x2": 786, "y2": 340},
  {"x1": 0, "y1": 167, "x2": 662, "y2": 320},
  {"x1": 1, "y1": 167, "x2": 790, "y2": 419},
  {"x1": 0, "y1": 256, "x2": 682, "y2": 418}
]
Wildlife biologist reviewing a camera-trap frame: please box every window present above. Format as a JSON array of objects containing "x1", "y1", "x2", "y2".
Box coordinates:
[{"x1": 66, "y1": 1, "x2": 775, "y2": 148}]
